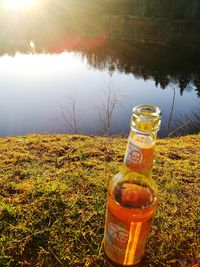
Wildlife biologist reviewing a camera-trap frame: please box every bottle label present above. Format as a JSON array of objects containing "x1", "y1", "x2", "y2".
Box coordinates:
[
  {"x1": 104, "y1": 209, "x2": 152, "y2": 265},
  {"x1": 124, "y1": 136, "x2": 154, "y2": 172}
]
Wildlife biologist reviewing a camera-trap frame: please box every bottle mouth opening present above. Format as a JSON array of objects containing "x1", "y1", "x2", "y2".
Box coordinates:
[
  {"x1": 131, "y1": 105, "x2": 162, "y2": 133},
  {"x1": 132, "y1": 105, "x2": 162, "y2": 120}
]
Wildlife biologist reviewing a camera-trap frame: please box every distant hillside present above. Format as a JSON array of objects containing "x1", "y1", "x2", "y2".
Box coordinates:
[
  {"x1": 0, "y1": 0, "x2": 200, "y2": 49},
  {"x1": 83, "y1": 0, "x2": 200, "y2": 20}
]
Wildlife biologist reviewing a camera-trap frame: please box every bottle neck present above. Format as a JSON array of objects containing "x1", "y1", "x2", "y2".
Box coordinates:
[{"x1": 124, "y1": 129, "x2": 157, "y2": 175}]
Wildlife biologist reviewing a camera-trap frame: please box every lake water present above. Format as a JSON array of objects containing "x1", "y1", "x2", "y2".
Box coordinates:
[{"x1": 0, "y1": 38, "x2": 200, "y2": 137}]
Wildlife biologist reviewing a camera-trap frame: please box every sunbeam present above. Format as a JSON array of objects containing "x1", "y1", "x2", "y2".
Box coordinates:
[{"x1": 3, "y1": 0, "x2": 38, "y2": 10}]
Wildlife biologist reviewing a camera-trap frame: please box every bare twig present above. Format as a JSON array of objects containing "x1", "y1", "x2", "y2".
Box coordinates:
[
  {"x1": 169, "y1": 105, "x2": 200, "y2": 136},
  {"x1": 61, "y1": 96, "x2": 80, "y2": 134},
  {"x1": 49, "y1": 247, "x2": 63, "y2": 266},
  {"x1": 168, "y1": 119, "x2": 191, "y2": 137},
  {"x1": 167, "y1": 88, "x2": 176, "y2": 137},
  {"x1": 10, "y1": 229, "x2": 51, "y2": 244},
  {"x1": 97, "y1": 81, "x2": 121, "y2": 135}
]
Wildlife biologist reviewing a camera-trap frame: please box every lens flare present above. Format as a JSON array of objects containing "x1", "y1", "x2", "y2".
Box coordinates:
[{"x1": 4, "y1": 0, "x2": 37, "y2": 10}]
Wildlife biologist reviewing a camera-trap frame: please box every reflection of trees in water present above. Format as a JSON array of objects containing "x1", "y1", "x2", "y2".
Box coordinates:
[
  {"x1": 1, "y1": 37, "x2": 199, "y2": 136},
  {"x1": 168, "y1": 106, "x2": 200, "y2": 137},
  {"x1": 73, "y1": 40, "x2": 200, "y2": 98},
  {"x1": 1, "y1": 37, "x2": 200, "y2": 98},
  {"x1": 72, "y1": 39, "x2": 200, "y2": 136}
]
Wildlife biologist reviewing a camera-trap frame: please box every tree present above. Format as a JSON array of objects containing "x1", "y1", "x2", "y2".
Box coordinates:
[
  {"x1": 97, "y1": 81, "x2": 121, "y2": 135},
  {"x1": 61, "y1": 96, "x2": 81, "y2": 134}
]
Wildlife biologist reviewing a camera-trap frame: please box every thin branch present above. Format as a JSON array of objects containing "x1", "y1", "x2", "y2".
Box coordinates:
[
  {"x1": 168, "y1": 120, "x2": 191, "y2": 137},
  {"x1": 61, "y1": 96, "x2": 80, "y2": 134},
  {"x1": 167, "y1": 88, "x2": 176, "y2": 137},
  {"x1": 97, "y1": 81, "x2": 122, "y2": 135},
  {"x1": 49, "y1": 247, "x2": 63, "y2": 266}
]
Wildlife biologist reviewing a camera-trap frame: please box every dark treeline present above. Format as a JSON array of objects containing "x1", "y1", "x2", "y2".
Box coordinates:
[
  {"x1": 0, "y1": 0, "x2": 200, "y2": 98},
  {"x1": 44, "y1": 0, "x2": 200, "y2": 20},
  {"x1": 0, "y1": 0, "x2": 200, "y2": 51},
  {"x1": 1, "y1": 35, "x2": 199, "y2": 99},
  {"x1": 74, "y1": 39, "x2": 200, "y2": 98},
  {"x1": 81, "y1": 0, "x2": 200, "y2": 20}
]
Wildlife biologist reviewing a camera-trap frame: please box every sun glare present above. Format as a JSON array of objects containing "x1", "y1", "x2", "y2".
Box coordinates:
[{"x1": 4, "y1": 0, "x2": 37, "y2": 10}]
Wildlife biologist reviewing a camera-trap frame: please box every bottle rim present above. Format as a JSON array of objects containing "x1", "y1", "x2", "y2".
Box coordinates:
[
  {"x1": 131, "y1": 105, "x2": 162, "y2": 133},
  {"x1": 132, "y1": 105, "x2": 162, "y2": 120}
]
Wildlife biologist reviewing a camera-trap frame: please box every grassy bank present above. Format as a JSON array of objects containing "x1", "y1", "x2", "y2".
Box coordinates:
[{"x1": 0, "y1": 134, "x2": 199, "y2": 267}]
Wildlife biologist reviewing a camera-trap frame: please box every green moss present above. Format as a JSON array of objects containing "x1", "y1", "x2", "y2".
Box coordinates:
[{"x1": 0, "y1": 134, "x2": 199, "y2": 266}]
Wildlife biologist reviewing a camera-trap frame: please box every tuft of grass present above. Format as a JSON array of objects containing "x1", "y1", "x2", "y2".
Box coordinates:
[{"x1": 0, "y1": 133, "x2": 199, "y2": 266}]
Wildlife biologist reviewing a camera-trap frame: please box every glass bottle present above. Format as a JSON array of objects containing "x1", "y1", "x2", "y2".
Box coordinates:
[{"x1": 103, "y1": 105, "x2": 162, "y2": 266}]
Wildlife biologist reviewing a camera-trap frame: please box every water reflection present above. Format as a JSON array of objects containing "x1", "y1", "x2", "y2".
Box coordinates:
[
  {"x1": 1, "y1": 37, "x2": 200, "y2": 98},
  {"x1": 74, "y1": 39, "x2": 200, "y2": 98},
  {"x1": 0, "y1": 37, "x2": 200, "y2": 137}
]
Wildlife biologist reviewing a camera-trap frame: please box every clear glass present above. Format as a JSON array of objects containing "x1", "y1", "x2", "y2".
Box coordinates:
[
  {"x1": 131, "y1": 105, "x2": 162, "y2": 134},
  {"x1": 124, "y1": 105, "x2": 161, "y2": 176},
  {"x1": 103, "y1": 105, "x2": 162, "y2": 267}
]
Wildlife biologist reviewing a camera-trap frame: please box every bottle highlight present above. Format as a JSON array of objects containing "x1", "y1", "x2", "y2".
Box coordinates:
[{"x1": 103, "y1": 105, "x2": 162, "y2": 266}]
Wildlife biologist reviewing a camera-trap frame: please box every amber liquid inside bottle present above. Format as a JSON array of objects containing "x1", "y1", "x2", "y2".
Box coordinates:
[
  {"x1": 104, "y1": 180, "x2": 158, "y2": 266},
  {"x1": 104, "y1": 105, "x2": 161, "y2": 266}
]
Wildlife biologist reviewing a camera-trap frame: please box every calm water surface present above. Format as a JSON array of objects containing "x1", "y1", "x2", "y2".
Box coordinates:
[{"x1": 0, "y1": 41, "x2": 200, "y2": 137}]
